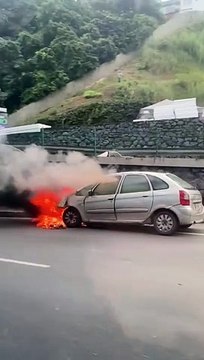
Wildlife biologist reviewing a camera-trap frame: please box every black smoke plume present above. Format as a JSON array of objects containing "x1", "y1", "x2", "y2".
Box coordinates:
[
  {"x1": 0, "y1": 185, "x2": 39, "y2": 217},
  {"x1": 0, "y1": 144, "x2": 106, "y2": 217}
]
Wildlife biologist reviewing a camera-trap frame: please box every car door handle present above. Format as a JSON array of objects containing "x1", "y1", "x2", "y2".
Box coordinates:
[
  {"x1": 108, "y1": 198, "x2": 114, "y2": 201},
  {"x1": 142, "y1": 195, "x2": 149, "y2": 198}
]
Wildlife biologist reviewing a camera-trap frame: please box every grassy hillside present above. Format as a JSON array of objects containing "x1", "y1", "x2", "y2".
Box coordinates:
[{"x1": 31, "y1": 21, "x2": 204, "y2": 126}]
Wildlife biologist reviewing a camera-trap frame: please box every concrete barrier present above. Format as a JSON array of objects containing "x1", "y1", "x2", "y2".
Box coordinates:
[{"x1": 48, "y1": 153, "x2": 204, "y2": 168}]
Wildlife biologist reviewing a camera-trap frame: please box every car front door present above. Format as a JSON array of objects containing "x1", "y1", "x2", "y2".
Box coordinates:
[
  {"x1": 85, "y1": 177, "x2": 121, "y2": 222},
  {"x1": 115, "y1": 174, "x2": 153, "y2": 222}
]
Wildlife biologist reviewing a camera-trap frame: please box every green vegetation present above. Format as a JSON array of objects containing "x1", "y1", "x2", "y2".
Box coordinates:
[
  {"x1": 138, "y1": 21, "x2": 204, "y2": 103},
  {"x1": 0, "y1": 0, "x2": 160, "y2": 113},
  {"x1": 5, "y1": 1, "x2": 204, "y2": 127},
  {"x1": 34, "y1": 100, "x2": 147, "y2": 126},
  {"x1": 83, "y1": 90, "x2": 102, "y2": 99},
  {"x1": 30, "y1": 21, "x2": 204, "y2": 127},
  {"x1": 97, "y1": 21, "x2": 204, "y2": 107}
]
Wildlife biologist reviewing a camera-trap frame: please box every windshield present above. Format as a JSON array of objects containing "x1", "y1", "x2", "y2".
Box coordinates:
[
  {"x1": 167, "y1": 173, "x2": 195, "y2": 190},
  {"x1": 110, "y1": 152, "x2": 122, "y2": 157},
  {"x1": 75, "y1": 184, "x2": 95, "y2": 196}
]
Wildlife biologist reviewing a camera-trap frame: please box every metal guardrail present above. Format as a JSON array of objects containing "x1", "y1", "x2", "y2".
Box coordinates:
[{"x1": 13, "y1": 145, "x2": 204, "y2": 157}]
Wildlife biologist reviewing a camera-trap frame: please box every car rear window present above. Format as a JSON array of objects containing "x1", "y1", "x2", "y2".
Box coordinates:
[
  {"x1": 148, "y1": 175, "x2": 169, "y2": 190},
  {"x1": 167, "y1": 173, "x2": 195, "y2": 190}
]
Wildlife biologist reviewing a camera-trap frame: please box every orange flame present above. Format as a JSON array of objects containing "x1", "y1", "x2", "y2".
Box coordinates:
[{"x1": 31, "y1": 188, "x2": 74, "y2": 229}]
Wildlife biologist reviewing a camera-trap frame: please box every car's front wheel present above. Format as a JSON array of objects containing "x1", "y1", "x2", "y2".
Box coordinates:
[
  {"x1": 153, "y1": 210, "x2": 179, "y2": 236},
  {"x1": 63, "y1": 207, "x2": 82, "y2": 228}
]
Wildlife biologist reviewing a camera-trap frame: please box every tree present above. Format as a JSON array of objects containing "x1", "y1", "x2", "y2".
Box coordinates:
[
  {"x1": 0, "y1": 0, "x2": 37, "y2": 37},
  {"x1": 92, "y1": 37, "x2": 118, "y2": 63},
  {"x1": 90, "y1": 0, "x2": 161, "y2": 16},
  {"x1": 21, "y1": 69, "x2": 69, "y2": 104},
  {"x1": 0, "y1": 38, "x2": 24, "y2": 111},
  {"x1": 0, "y1": 89, "x2": 7, "y2": 106},
  {"x1": 18, "y1": 32, "x2": 42, "y2": 59},
  {"x1": 0, "y1": 0, "x2": 159, "y2": 112}
]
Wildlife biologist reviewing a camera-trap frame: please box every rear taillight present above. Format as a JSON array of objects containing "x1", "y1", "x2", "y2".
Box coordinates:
[{"x1": 179, "y1": 190, "x2": 190, "y2": 206}]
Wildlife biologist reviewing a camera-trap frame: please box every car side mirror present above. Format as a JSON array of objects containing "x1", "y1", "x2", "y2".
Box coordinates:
[{"x1": 88, "y1": 189, "x2": 93, "y2": 196}]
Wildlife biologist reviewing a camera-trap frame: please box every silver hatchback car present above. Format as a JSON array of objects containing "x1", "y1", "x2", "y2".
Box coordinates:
[{"x1": 59, "y1": 171, "x2": 204, "y2": 235}]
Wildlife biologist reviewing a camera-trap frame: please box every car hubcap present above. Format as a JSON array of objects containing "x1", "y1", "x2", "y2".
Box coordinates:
[
  {"x1": 64, "y1": 210, "x2": 78, "y2": 225},
  {"x1": 156, "y1": 214, "x2": 174, "y2": 233}
]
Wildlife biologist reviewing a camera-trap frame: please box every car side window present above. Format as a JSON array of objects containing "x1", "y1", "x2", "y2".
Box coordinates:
[
  {"x1": 121, "y1": 175, "x2": 150, "y2": 194},
  {"x1": 93, "y1": 178, "x2": 120, "y2": 196},
  {"x1": 148, "y1": 175, "x2": 169, "y2": 191}
]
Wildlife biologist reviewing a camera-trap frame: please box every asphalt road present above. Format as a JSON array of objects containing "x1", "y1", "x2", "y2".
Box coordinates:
[{"x1": 0, "y1": 220, "x2": 204, "y2": 360}]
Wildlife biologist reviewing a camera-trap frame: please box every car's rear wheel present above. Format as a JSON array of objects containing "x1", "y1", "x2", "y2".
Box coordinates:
[
  {"x1": 153, "y1": 210, "x2": 179, "y2": 236},
  {"x1": 63, "y1": 207, "x2": 81, "y2": 228}
]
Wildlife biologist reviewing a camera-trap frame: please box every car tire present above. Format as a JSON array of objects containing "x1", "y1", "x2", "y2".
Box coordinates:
[
  {"x1": 63, "y1": 207, "x2": 82, "y2": 228},
  {"x1": 180, "y1": 224, "x2": 192, "y2": 229},
  {"x1": 153, "y1": 210, "x2": 179, "y2": 236}
]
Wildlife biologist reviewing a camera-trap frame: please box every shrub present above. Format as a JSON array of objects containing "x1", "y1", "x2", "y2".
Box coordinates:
[{"x1": 83, "y1": 90, "x2": 102, "y2": 99}]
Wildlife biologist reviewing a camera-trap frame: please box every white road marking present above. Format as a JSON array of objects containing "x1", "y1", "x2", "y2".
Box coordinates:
[
  {"x1": 0, "y1": 258, "x2": 50, "y2": 268},
  {"x1": 180, "y1": 232, "x2": 204, "y2": 237}
]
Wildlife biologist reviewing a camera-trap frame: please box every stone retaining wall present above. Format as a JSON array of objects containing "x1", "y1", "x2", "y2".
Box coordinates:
[{"x1": 8, "y1": 118, "x2": 204, "y2": 151}]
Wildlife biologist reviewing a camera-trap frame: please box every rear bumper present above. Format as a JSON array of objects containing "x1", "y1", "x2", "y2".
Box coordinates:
[
  {"x1": 191, "y1": 212, "x2": 204, "y2": 224},
  {"x1": 173, "y1": 205, "x2": 204, "y2": 225}
]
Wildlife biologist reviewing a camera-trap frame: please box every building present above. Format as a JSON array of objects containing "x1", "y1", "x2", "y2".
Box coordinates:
[
  {"x1": 134, "y1": 98, "x2": 203, "y2": 122},
  {"x1": 161, "y1": 0, "x2": 180, "y2": 17},
  {"x1": 161, "y1": 0, "x2": 204, "y2": 17},
  {"x1": 180, "y1": 0, "x2": 204, "y2": 12}
]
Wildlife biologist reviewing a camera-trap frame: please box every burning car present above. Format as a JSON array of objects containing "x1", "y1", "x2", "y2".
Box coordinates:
[
  {"x1": 0, "y1": 144, "x2": 69, "y2": 227},
  {"x1": 0, "y1": 146, "x2": 39, "y2": 218},
  {"x1": 59, "y1": 171, "x2": 204, "y2": 236},
  {"x1": 0, "y1": 142, "x2": 107, "y2": 228}
]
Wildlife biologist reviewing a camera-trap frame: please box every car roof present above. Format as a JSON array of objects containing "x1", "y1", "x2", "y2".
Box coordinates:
[{"x1": 112, "y1": 171, "x2": 168, "y2": 177}]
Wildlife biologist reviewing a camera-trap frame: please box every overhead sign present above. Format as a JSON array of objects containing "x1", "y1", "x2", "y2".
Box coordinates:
[
  {"x1": 0, "y1": 107, "x2": 8, "y2": 126},
  {"x1": 0, "y1": 117, "x2": 7, "y2": 125},
  {"x1": 0, "y1": 123, "x2": 51, "y2": 136}
]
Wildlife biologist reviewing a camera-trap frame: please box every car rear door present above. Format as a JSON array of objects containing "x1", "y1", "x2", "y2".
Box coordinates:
[
  {"x1": 84, "y1": 176, "x2": 121, "y2": 222},
  {"x1": 115, "y1": 174, "x2": 153, "y2": 222}
]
